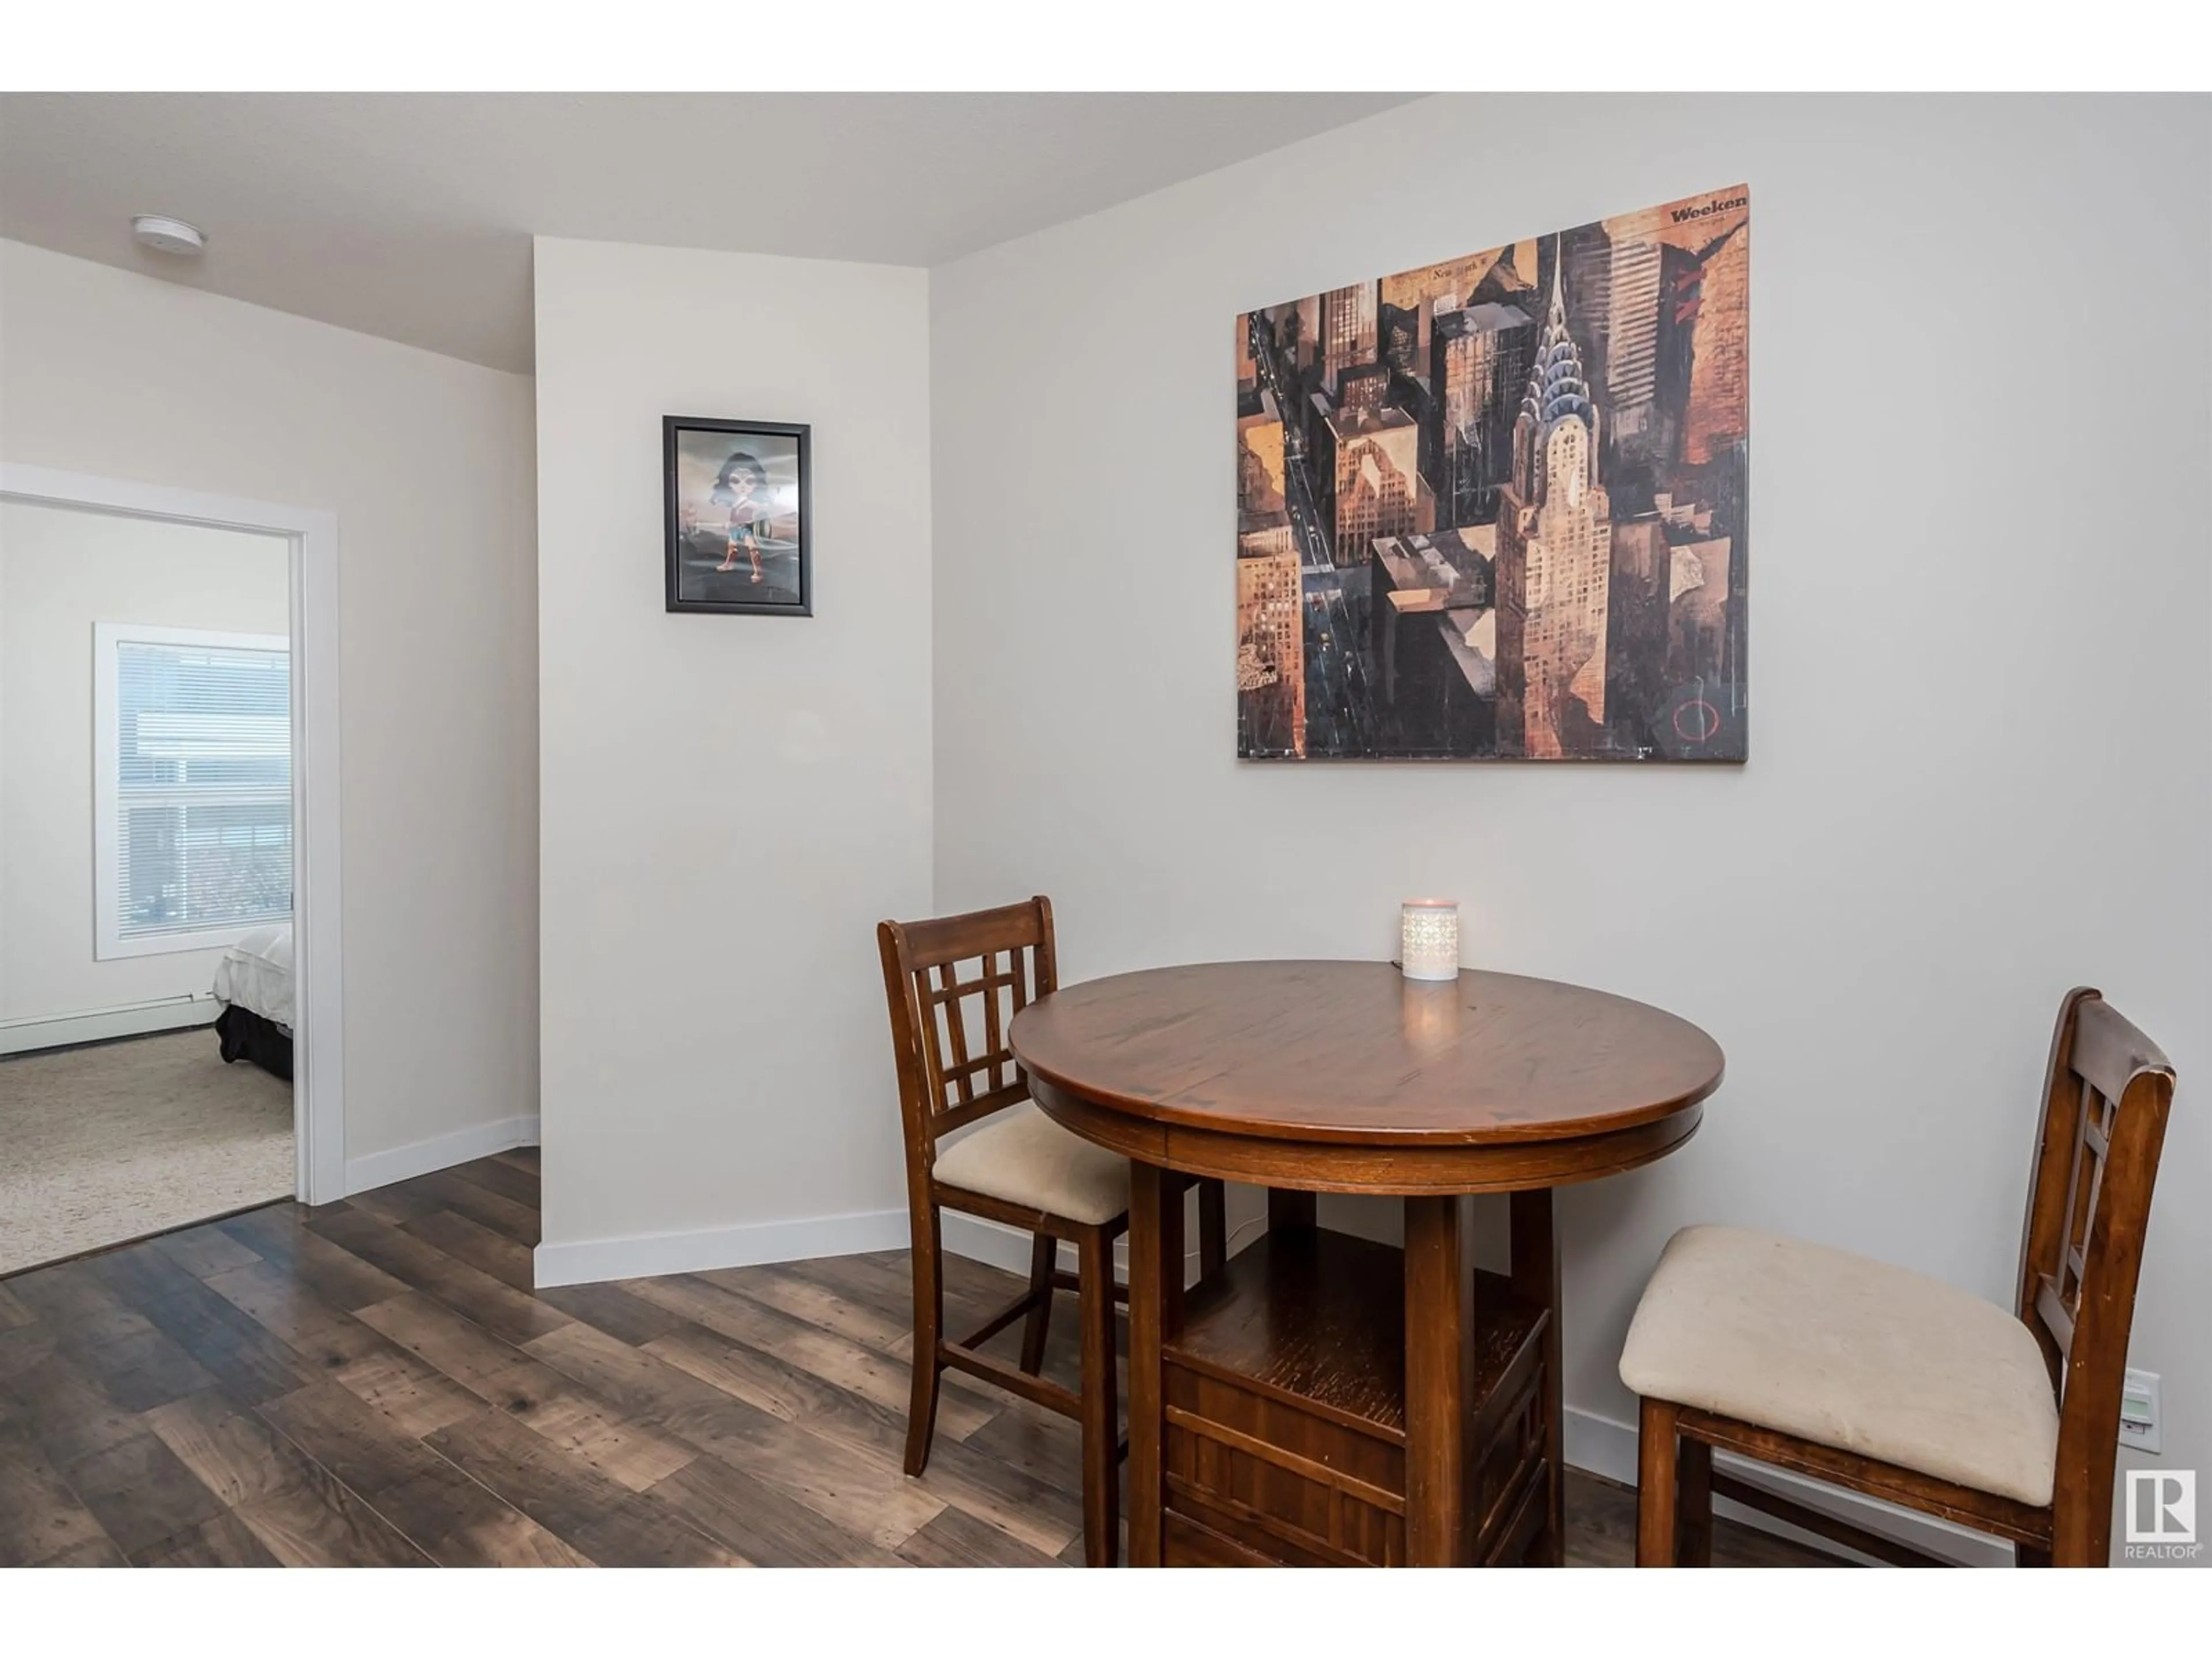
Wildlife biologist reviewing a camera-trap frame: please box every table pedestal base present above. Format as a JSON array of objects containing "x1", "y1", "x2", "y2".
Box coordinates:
[{"x1": 1126, "y1": 1171, "x2": 1564, "y2": 1567}]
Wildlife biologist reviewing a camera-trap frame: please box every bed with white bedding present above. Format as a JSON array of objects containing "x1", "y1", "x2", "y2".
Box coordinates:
[{"x1": 214, "y1": 922, "x2": 294, "y2": 1079}]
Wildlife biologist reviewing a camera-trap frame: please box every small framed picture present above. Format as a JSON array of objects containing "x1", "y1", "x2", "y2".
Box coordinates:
[{"x1": 663, "y1": 416, "x2": 812, "y2": 615}]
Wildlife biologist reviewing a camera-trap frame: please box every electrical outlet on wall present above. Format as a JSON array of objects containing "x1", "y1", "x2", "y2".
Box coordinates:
[{"x1": 2120, "y1": 1368, "x2": 2161, "y2": 1453}]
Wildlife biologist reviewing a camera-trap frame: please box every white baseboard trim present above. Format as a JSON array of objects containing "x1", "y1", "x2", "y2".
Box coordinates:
[
  {"x1": 940, "y1": 1211, "x2": 1041, "y2": 1275},
  {"x1": 941, "y1": 1210, "x2": 1266, "y2": 1279},
  {"x1": 344, "y1": 1114, "x2": 540, "y2": 1199},
  {"x1": 533, "y1": 1208, "x2": 910, "y2": 1290},
  {"x1": 0, "y1": 993, "x2": 220, "y2": 1055},
  {"x1": 1563, "y1": 1403, "x2": 2010, "y2": 1567},
  {"x1": 536, "y1": 1203, "x2": 1183, "y2": 1294}
]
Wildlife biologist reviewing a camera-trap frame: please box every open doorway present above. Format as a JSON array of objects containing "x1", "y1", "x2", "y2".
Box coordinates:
[{"x1": 0, "y1": 469, "x2": 344, "y2": 1273}]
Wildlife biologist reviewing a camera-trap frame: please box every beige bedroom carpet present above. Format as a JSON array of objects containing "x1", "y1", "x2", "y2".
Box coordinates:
[{"x1": 0, "y1": 1030, "x2": 293, "y2": 1276}]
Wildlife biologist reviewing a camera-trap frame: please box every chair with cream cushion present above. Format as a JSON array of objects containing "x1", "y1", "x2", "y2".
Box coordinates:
[
  {"x1": 930, "y1": 1101, "x2": 1132, "y2": 1226},
  {"x1": 1621, "y1": 988, "x2": 2174, "y2": 1567},
  {"x1": 877, "y1": 896, "x2": 1225, "y2": 1567}
]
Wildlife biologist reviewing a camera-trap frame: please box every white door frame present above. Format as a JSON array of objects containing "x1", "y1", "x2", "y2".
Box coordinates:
[{"x1": 0, "y1": 463, "x2": 346, "y2": 1205}]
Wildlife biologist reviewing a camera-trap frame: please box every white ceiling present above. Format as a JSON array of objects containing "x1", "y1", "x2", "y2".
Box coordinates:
[{"x1": 0, "y1": 92, "x2": 1416, "y2": 373}]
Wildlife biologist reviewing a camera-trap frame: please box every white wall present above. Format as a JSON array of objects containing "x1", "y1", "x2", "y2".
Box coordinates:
[
  {"x1": 0, "y1": 501, "x2": 289, "y2": 1025},
  {"x1": 930, "y1": 93, "x2": 2212, "y2": 1551},
  {"x1": 532, "y1": 237, "x2": 932, "y2": 1281},
  {"x1": 0, "y1": 238, "x2": 540, "y2": 1173}
]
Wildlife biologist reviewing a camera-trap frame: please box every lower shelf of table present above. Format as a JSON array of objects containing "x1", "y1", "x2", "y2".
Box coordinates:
[{"x1": 1158, "y1": 1223, "x2": 1550, "y2": 1567}]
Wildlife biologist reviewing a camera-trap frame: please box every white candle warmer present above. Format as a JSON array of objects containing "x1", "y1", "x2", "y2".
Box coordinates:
[{"x1": 1399, "y1": 899, "x2": 1460, "y2": 982}]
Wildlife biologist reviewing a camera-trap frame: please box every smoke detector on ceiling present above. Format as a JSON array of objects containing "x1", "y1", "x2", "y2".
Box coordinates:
[{"x1": 131, "y1": 215, "x2": 206, "y2": 256}]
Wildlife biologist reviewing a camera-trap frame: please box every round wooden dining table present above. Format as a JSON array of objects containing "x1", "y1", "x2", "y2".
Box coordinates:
[{"x1": 1007, "y1": 960, "x2": 1724, "y2": 1569}]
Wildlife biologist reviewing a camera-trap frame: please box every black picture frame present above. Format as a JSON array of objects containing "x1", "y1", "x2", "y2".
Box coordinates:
[{"x1": 663, "y1": 415, "x2": 812, "y2": 616}]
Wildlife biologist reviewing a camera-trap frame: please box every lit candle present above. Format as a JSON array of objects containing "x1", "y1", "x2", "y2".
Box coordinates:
[{"x1": 1399, "y1": 899, "x2": 1460, "y2": 982}]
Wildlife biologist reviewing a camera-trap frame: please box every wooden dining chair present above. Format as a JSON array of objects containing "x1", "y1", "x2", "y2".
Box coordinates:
[
  {"x1": 1621, "y1": 987, "x2": 2175, "y2": 1567},
  {"x1": 877, "y1": 895, "x2": 1226, "y2": 1567}
]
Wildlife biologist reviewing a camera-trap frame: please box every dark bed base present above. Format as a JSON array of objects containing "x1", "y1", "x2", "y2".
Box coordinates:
[{"x1": 215, "y1": 1005, "x2": 294, "y2": 1082}]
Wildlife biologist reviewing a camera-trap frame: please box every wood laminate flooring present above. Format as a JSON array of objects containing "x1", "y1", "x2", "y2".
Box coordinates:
[{"x1": 0, "y1": 1150, "x2": 1842, "y2": 1568}]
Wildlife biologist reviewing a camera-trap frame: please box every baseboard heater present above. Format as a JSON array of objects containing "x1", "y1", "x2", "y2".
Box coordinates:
[{"x1": 0, "y1": 991, "x2": 222, "y2": 1056}]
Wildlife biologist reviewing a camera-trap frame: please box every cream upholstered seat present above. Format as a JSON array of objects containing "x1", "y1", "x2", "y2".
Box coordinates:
[
  {"x1": 1619, "y1": 1224, "x2": 2061, "y2": 1508},
  {"x1": 931, "y1": 1102, "x2": 1131, "y2": 1226}
]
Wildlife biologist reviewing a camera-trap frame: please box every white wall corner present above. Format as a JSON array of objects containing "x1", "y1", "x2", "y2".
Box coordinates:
[{"x1": 532, "y1": 236, "x2": 933, "y2": 1267}]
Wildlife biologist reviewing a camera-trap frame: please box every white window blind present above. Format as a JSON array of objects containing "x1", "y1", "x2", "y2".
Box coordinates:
[{"x1": 94, "y1": 624, "x2": 292, "y2": 959}]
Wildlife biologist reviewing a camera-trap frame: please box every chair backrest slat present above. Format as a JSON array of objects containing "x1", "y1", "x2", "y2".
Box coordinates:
[
  {"x1": 980, "y1": 951, "x2": 1007, "y2": 1097},
  {"x1": 934, "y1": 962, "x2": 976, "y2": 1105},
  {"x1": 2033, "y1": 1277, "x2": 2075, "y2": 1358},
  {"x1": 878, "y1": 898, "x2": 1059, "y2": 1184},
  {"x1": 937, "y1": 1082, "x2": 1029, "y2": 1137},
  {"x1": 2067, "y1": 998, "x2": 2163, "y2": 1112},
  {"x1": 2013, "y1": 986, "x2": 2175, "y2": 1560}
]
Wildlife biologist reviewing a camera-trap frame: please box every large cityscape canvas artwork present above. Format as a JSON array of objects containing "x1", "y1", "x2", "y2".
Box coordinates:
[{"x1": 1235, "y1": 185, "x2": 1749, "y2": 762}]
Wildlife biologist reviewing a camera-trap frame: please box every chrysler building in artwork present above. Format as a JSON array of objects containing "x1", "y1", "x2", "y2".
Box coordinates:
[
  {"x1": 1233, "y1": 185, "x2": 1748, "y2": 762},
  {"x1": 1494, "y1": 249, "x2": 1613, "y2": 758}
]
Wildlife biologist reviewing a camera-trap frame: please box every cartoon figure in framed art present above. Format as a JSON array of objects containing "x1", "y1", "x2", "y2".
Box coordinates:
[
  {"x1": 664, "y1": 415, "x2": 812, "y2": 616},
  {"x1": 708, "y1": 449, "x2": 771, "y2": 582}
]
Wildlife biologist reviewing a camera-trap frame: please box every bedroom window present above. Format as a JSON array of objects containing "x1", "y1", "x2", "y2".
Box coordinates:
[{"x1": 93, "y1": 622, "x2": 293, "y2": 960}]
